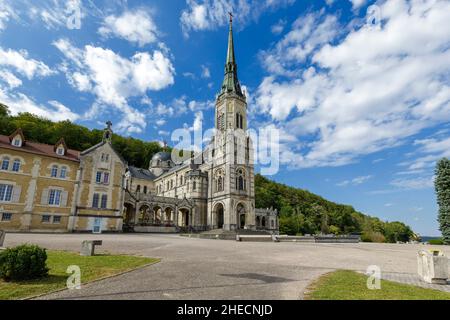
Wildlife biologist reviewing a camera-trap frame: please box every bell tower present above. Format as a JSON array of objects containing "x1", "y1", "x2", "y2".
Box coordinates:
[{"x1": 208, "y1": 14, "x2": 255, "y2": 231}]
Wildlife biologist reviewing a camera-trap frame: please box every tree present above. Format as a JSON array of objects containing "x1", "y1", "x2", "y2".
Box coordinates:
[
  {"x1": 0, "y1": 103, "x2": 9, "y2": 116},
  {"x1": 435, "y1": 158, "x2": 450, "y2": 244}
]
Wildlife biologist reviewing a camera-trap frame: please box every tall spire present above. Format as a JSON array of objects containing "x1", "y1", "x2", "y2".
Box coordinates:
[{"x1": 220, "y1": 12, "x2": 243, "y2": 98}]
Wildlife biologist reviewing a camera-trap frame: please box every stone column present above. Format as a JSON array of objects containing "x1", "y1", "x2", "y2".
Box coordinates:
[{"x1": 134, "y1": 203, "x2": 140, "y2": 225}]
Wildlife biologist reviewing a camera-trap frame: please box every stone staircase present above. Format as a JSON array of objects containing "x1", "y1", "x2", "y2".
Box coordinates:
[{"x1": 181, "y1": 228, "x2": 272, "y2": 240}]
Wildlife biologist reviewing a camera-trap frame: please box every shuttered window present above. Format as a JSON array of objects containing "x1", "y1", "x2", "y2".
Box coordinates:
[
  {"x1": 0, "y1": 184, "x2": 13, "y2": 202},
  {"x1": 48, "y1": 189, "x2": 61, "y2": 206},
  {"x1": 101, "y1": 194, "x2": 107, "y2": 209},
  {"x1": 92, "y1": 193, "x2": 100, "y2": 208}
]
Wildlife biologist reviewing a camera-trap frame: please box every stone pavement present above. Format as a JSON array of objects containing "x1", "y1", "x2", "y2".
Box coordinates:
[
  {"x1": 381, "y1": 272, "x2": 450, "y2": 292},
  {"x1": 3, "y1": 233, "x2": 450, "y2": 299}
]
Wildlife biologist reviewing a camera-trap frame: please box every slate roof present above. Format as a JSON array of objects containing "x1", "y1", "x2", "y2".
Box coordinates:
[
  {"x1": 128, "y1": 166, "x2": 157, "y2": 181},
  {"x1": 0, "y1": 134, "x2": 80, "y2": 162}
]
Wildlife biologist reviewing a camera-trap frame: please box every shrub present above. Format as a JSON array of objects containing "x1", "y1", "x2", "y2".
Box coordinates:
[
  {"x1": 0, "y1": 244, "x2": 49, "y2": 281},
  {"x1": 428, "y1": 238, "x2": 444, "y2": 245},
  {"x1": 361, "y1": 231, "x2": 386, "y2": 243}
]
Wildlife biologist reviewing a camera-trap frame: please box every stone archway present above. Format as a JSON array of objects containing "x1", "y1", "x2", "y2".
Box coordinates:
[
  {"x1": 213, "y1": 203, "x2": 225, "y2": 229},
  {"x1": 138, "y1": 204, "x2": 152, "y2": 225},
  {"x1": 164, "y1": 207, "x2": 174, "y2": 225},
  {"x1": 153, "y1": 206, "x2": 162, "y2": 225},
  {"x1": 179, "y1": 208, "x2": 190, "y2": 227},
  {"x1": 236, "y1": 203, "x2": 246, "y2": 229},
  {"x1": 123, "y1": 202, "x2": 135, "y2": 225}
]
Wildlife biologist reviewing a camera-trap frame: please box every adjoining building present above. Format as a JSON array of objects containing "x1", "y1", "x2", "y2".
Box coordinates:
[
  {"x1": 0, "y1": 124, "x2": 126, "y2": 232},
  {"x1": 0, "y1": 19, "x2": 278, "y2": 234}
]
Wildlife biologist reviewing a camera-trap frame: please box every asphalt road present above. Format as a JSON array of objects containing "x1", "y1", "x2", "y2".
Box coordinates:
[{"x1": 4, "y1": 233, "x2": 449, "y2": 300}]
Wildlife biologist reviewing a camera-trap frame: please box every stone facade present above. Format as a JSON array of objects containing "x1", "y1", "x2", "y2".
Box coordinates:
[
  {"x1": 0, "y1": 21, "x2": 279, "y2": 234},
  {"x1": 0, "y1": 125, "x2": 126, "y2": 233},
  {"x1": 122, "y1": 19, "x2": 278, "y2": 233}
]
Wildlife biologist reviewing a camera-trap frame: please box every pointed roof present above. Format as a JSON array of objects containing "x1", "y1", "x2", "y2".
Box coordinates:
[
  {"x1": 219, "y1": 14, "x2": 244, "y2": 98},
  {"x1": 8, "y1": 128, "x2": 25, "y2": 144},
  {"x1": 54, "y1": 137, "x2": 67, "y2": 152}
]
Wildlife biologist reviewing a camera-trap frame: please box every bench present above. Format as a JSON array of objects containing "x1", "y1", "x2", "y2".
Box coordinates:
[{"x1": 80, "y1": 240, "x2": 103, "y2": 256}]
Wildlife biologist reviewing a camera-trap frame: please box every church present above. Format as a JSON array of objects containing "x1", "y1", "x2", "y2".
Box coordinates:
[{"x1": 0, "y1": 19, "x2": 278, "y2": 234}]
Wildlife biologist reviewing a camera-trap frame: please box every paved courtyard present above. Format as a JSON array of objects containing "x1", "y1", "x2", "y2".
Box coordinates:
[{"x1": 4, "y1": 233, "x2": 450, "y2": 299}]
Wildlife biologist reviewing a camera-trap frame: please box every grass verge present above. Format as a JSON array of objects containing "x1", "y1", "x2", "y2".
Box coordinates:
[
  {"x1": 0, "y1": 250, "x2": 159, "y2": 300},
  {"x1": 305, "y1": 270, "x2": 450, "y2": 300}
]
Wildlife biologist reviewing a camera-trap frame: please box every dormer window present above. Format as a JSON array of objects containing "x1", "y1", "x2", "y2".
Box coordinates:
[
  {"x1": 12, "y1": 137, "x2": 22, "y2": 147},
  {"x1": 8, "y1": 129, "x2": 25, "y2": 147},
  {"x1": 54, "y1": 138, "x2": 67, "y2": 156}
]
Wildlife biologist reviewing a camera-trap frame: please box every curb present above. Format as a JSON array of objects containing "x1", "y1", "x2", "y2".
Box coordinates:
[{"x1": 22, "y1": 259, "x2": 161, "y2": 300}]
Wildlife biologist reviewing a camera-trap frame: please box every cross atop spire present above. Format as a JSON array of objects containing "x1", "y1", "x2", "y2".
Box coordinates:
[{"x1": 219, "y1": 13, "x2": 243, "y2": 99}]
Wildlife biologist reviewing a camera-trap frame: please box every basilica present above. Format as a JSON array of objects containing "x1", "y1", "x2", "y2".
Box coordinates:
[{"x1": 0, "y1": 19, "x2": 278, "y2": 234}]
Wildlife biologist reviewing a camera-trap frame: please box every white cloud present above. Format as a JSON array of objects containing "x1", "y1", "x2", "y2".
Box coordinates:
[
  {"x1": 337, "y1": 175, "x2": 373, "y2": 186},
  {"x1": 0, "y1": 86, "x2": 79, "y2": 121},
  {"x1": 0, "y1": 70, "x2": 22, "y2": 88},
  {"x1": 0, "y1": 1, "x2": 15, "y2": 31},
  {"x1": 271, "y1": 19, "x2": 286, "y2": 35},
  {"x1": 30, "y1": 0, "x2": 84, "y2": 30},
  {"x1": 260, "y1": 12, "x2": 339, "y2": 77},
  {"x1": 390, "y1": 176, "x2": 434, "y2": 190},
  {"x1": 158, "y1": 130, "x2": 170, "y2": 136},
  {"x1": 0, "y1": 47, "x2": 54, "y2": 79},
  {"x1": 256, "y1": 0, "x2": 450, "y2": 168},
  {"x1": 201, "y1": 65, "x2": 210, "y2": 78},
  {"x1": 400, "y1": 134, "x2": 450, "y2": 172},
  {"x1": 180, "y1": 0, "x2": 294, "y2": 37},
  {"x1": 350, "y1": 0, "x2": 367, "y2": 10},
  {"x1": 99, "y1": 9, "x2": 158, "y2": 46},
  {"x1": 53, "y1": 39, "x2": 175, "y2": 133},
  {"x1": 155, "y1": 119, "x2": 166, "y2": 126}
]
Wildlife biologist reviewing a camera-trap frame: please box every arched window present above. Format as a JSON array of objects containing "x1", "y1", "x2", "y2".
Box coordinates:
[
  {"x1": 12, "y1": 159, "x2": 21, "y2": 172},
  {"x1": 143, "y1": 186, "x2": 147, "y2": 194},
  {"x1": 136, "y1": 185, "x2": 141, "y2": 193},
  {"x1": 1, "y1": 157, "x2": 10, "y2": 171},
  {"x1": 236, "y1": 168, "x2": 246, "y2": 191},
  {"x1": 236, "y1": 113, "x2": 243, "y2": 129},
  {"x1": 60, "y1": 166, "x2": 67, "y2": 178},
  {"x1": 193, "y1": 181, "x2": 196, "y2": 191},
  {"x1": 51, "y1": 165, "x2": 58, "y2": 177}
]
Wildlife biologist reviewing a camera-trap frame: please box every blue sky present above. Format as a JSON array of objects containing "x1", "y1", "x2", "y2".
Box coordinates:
[{"x1": 0, "y1": 0, "x2": 449, "y2": 235}]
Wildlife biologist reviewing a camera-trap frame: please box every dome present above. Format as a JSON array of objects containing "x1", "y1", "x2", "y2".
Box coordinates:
[{"x1": 151, "y1": 152, "x2": 172, "y2": 162}]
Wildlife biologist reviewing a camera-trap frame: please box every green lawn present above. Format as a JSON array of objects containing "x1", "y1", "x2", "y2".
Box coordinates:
[
  {"x1": 305, "y1": 270, "x2": 450, "y2": 300},
  {"x1": 0, "y1": 250, "x2": 159, "y2": 300}
]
